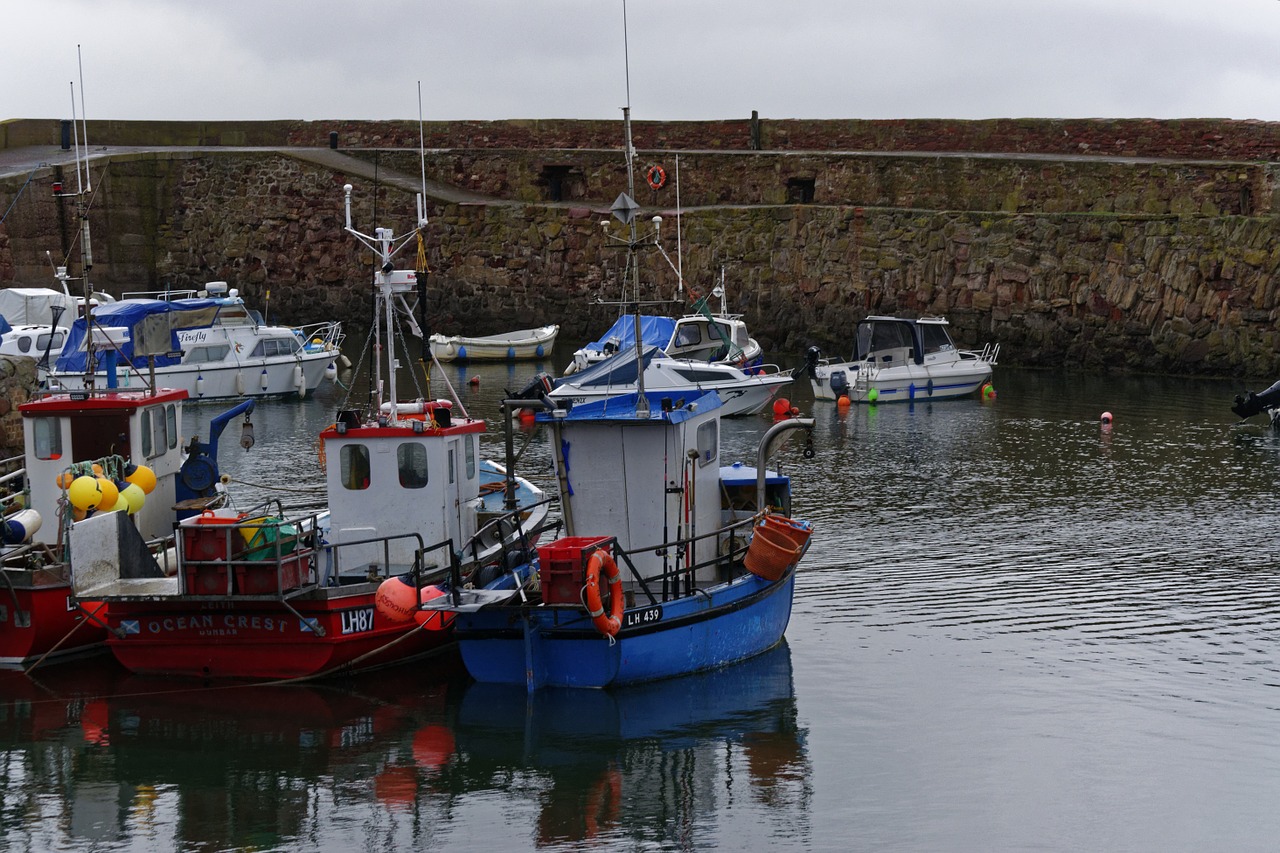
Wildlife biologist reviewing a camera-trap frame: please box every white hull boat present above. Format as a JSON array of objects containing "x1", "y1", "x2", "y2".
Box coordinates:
[
  {"x1": 549, "y1": 345, "x2": 792, "y2": 417},
  {"x1": 806, "y1": 316, "x2": 999, "y2": 403},
  {"x1": 565, "y1": 276, "x2": 762, "y2": 377},
  {"x1": 429, "y1": 325, "x2": 558, "y2": 362},
  {"x1": 46, "y1": 284, "x2": 343, "y2": 400}
]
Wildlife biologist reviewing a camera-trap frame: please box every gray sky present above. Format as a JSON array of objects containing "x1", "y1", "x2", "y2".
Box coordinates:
[{"x1": 6, "y1": 0, "x2": 1280, "y2": 124}]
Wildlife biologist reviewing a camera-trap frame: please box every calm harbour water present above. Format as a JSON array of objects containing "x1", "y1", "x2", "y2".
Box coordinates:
[{"x1": 4, "y1": 356, "x2": 1280, "y2": 852}]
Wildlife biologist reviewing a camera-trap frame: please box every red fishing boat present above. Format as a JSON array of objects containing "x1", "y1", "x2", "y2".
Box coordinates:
[
  {"x1": 74, "y1": 185, "x2": 550, "y2": 680},
  {"x1": 2, "y1": 385, "x2": 248, "y2": 670}
]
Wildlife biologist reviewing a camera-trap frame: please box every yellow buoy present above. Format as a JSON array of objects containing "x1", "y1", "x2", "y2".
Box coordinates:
[
  {"x1": 120, "y1": 483, "x2": 147, "y2": 515},
  {"x1": 68, "y1": 476, "x2": 103, "y2": 511},
  {"x1": 126, "y1": 465, "x2": 157, "y2": 495},
  {"x1": 95, "y1": 477, "x2": 120, "y2": 512}
]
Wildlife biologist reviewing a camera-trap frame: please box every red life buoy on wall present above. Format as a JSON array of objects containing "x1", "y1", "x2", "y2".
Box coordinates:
[{"x1": 645, "y1": 164, "x2": 667, "y2": 190}]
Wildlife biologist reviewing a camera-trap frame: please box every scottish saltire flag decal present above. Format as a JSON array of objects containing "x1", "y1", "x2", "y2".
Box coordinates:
[{"x1": 120, "y1": 620, "x2": 141, "y2": 635}]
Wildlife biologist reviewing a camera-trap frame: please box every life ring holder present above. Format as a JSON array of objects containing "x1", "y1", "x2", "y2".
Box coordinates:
[
  {"x1": 645, "y1": 164, "x2": 667, "y2": 190},
  {"x1": 582, "y1": 548, "x2": 624, "y2": 638}
]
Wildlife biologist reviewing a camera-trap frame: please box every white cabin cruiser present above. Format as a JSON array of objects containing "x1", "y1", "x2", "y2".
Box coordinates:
[
  {"x1": 565, "y1": 280, "x2": 762, "y2": 376},
  {"x1": 806, "y1": 315, "x2": 999, "y2": 403},
  {"x1": 46, "y1": 283, "x2": 343, "y2": 400},
  {"x1": 549, "y1": 344, "x2": 792, "y2": 417}
]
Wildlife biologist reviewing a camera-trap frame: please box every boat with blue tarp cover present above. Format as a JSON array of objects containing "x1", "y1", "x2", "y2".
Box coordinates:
[{"x1": 47, "y1": 287, "x2": 343, "y2": 400}]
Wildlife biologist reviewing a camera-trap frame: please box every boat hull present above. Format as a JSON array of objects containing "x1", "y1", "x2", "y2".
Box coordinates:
[
  {"x1": 103, "y1": 586, "x2": 454, "y2": 679},
  {"x1": 429, "y1": 326, "x2": 558, "y2": 362},
  {"x1": 49, "y1": 347, "x2": 337, "y2": 400},
  {"x1": 454, "y1": 568, "x2": 796, "y2": 689},
  {"x1": 552, "y1": 372, "x2": 791, "y2": 417},
  {"x1": 0, "y1": 577, "x2": 107, "y2": 668},
  {"x1": 811, "y1": 359, "x2": 993, "y2": 402}
]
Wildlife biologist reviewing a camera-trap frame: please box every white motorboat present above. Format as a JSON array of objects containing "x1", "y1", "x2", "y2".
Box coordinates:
[
  {"x1": 565, "y1": 275, "x2": 763, "y2": 375},
  {"x1": 548, "y1": 344, "x2": 792, "y2": 417},
  {"x1": 46, "y1": 283, "x2": 344, "y2": 400},
  {"x1": 0, "y1": 279, "x2": 110, "y2": 364},
  {"x1": 806, "y1": 315, "x2": 999, "y2": 403},
  {"x1": 0, "y1": 324, "x2": 69, "y2": 363},
  {"x1": 428, "y1": 324, "x2": 558, "y2": 362}
]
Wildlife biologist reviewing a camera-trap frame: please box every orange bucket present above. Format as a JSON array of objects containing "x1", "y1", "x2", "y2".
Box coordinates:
[
  {"x1": 761, "y1": 514, "x2": 812, "y2": 551},
  {"x1": 743, "y1": 524, "x2": 801, "y2": 581}
]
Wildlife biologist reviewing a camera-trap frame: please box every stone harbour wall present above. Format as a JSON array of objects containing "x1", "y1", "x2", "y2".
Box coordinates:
[
  {"x1": 3, "y1": 117, "x2": 1280, "y2": 382},
  {"x1": 0, "y1": 356, "x2": 37, "y2": 459}
]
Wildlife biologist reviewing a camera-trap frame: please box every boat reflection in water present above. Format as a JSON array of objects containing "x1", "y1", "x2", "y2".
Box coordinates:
[
  {"x1": 451, "y1": 641, "x2": 811, "y2": 848},
  {"x1": 0, "y1": 643, "x2": 807, "y2": 850}
]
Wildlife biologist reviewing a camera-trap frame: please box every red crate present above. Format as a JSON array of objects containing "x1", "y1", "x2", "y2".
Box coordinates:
[
  {"x1": 537, "y1": 536, "x2": 613, "y2": 605},
  {"x1": 235, "y1": 554, "x2": 310, "y2": 595},
  {"x1": 184, "y1": 565, "x2": 232, "y2": 596},
  {"x1": 181, "y1": 511, "x2": 246, "y2": 561}
]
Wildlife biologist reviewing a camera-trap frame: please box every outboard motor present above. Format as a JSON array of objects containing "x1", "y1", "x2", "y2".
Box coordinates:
[
  {"x1": 803, "y1": 346, "x2": 821, "y2": 379},
  {"x1": 829, "y1": 369, "x2": 849, "y2": 395},
  {"x1": 1232, "y1": 379, "x2": 1280, "y2": 420},
  {"x1": 514, "y1": 372, "x2": 555, "y2": 401},
  {"x1": 507, "y1": 371, "x2": 564, "y2": 413}
]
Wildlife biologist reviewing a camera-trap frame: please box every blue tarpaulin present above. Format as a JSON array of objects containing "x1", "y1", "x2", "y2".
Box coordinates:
[
  {"x1": 54, "y1": 298, "x2": 222, "y2": 372},
  {"x1": 581, "y1": 314, "x2": 675, "y2": 355}
]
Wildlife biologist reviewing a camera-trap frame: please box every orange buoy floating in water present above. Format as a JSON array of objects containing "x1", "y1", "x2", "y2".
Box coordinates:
[
  {"x1": 837, "y1": 394, "x2": 851, "y2": 409},
  {"x1": 1100, "y1": 411, "x2": 1113, "y2": 424},
  {"x1": 468, "y1": 376, "x2": 480, "y2": 387},
  {"x1": 772, "y1": 398, "x2": 791, "y2": 418}
]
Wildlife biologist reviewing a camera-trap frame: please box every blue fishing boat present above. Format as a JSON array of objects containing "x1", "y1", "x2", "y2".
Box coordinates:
[{"x1": 425, "y1": 388, "x2": 815, "y2": 690}]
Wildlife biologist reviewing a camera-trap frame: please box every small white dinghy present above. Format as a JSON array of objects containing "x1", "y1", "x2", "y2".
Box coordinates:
[{"x1": 428, "y1": 325, "x2": 558, "y2": 362}]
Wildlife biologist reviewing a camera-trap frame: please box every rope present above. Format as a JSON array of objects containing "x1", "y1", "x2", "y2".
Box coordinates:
[
  {"x1": 224, "y1": 476, "x2": 324, "y2": 495},
  {"x1": 0, "y1": 166, "x2": 41, "y2": 225},
  {"x1": 336, "y1": 319, "x2": 377, "y2": 412},
  {"x1": 417, "y1": 229, "x2": 432, "y2": 272}
]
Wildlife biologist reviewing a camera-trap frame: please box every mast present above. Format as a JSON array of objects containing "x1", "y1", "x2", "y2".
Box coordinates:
[
  {"x1": 620, "y1": 0, "x2": 648, "y2": 417},
  {"x1": 343, "y1": 183, "x2": 423, "y2": 423}
]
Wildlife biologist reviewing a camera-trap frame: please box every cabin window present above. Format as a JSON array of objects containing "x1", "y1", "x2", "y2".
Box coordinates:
[
  {"x1": 448, "y1": 448, "x2": 456, "y2": 484},
  {"x1": 38, "y1": 332, "x2": 65, "y2": 352},
  {"x1": 920, "y1": 324, "x2": 954, "y2": 355},
  {"x1": 696, "y1": 420, "x2": 718, "y2": 467},
  {"x1": 166, "y1": 405, "x2": 178, "y2": 449},
  {"x1": 16, "y1": 337, "x2": 29, "y2": 353},
  {"x1": 250, "y1": 337, "x2": 302, "y2": 358},
  {"x1": 140, "y1": 404, "x2": 178, "y2": 459},
  {"x1": 186, "y1": 345, "x2": 231, "y2": 364},
  {"x1": 465, "y1": 436, "x2": 476, "y2": 480},
  {"x1": 32, "y1": 418, "x2": 62, "y2": 460},
  {"x1": 340, "y1": 445, "x2": 371, "y2": 490},
  {"x1": 397, "y1": 443, "x2": 429, "y2": 489},
  {"x1": 674, "y1": 325, "x2": 702, "y2": 347},
  {"x1": 671, "y1": 366, "x2": 733, "y2": 383}
]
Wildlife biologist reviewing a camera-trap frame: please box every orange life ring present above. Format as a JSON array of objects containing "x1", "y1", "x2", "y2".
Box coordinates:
[
  {"x1": 645, "y1": 164, "x2": 667, "y2": 190},
  {"x1": 583, "y1": 549, "x2": 624, "y2": 637}
]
